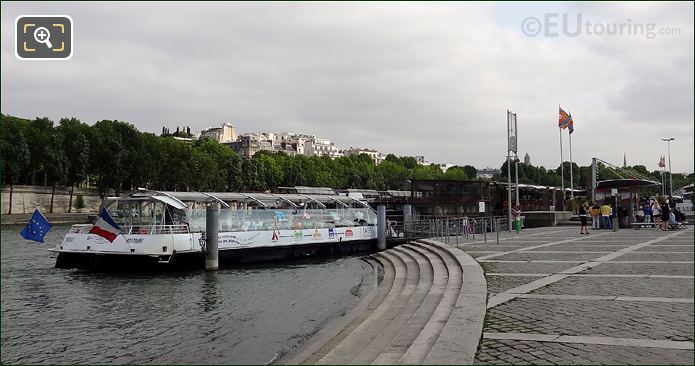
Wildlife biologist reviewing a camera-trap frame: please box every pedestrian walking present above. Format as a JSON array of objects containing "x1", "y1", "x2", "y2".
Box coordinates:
[{"x1": 579, "y1": 203, "x2": 590, "y2": 234}]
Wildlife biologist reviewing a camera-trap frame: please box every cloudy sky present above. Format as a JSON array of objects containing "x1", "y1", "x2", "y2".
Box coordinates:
[{"x1": 2, "y1": 1, "x2": 693, "y2": 173}]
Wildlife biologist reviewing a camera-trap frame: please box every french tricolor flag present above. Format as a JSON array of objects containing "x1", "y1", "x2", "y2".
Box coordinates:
[{"x1": 89, "y1": 208, "x2": 122, "y2": 242}]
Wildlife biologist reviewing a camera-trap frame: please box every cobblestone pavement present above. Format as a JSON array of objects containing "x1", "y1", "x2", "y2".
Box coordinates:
[{"x1": 454, "y1": 226, "x2": 694, "y2": 365}]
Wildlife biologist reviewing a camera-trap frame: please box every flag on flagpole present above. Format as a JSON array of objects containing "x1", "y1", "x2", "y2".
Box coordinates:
[
  {"x1": 20, "y1": 209, "x2": 52, "y2": 243},
  {"x1": 568, "y1": 113, "x2": 574, "y2": 134},
  {"x1": 89, "y1": 208, "x2": 122, "y2": 242},
  {"x1": 558, "y1": 107, "x2": 572, "y2": 129},
  {"x1": 658, "y1": 155, "x2": 666, "y2": 168}
]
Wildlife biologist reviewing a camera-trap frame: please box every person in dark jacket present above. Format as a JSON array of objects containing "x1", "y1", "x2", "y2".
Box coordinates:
[
  {"x1": 660, "y1": 200, "x2": 671, "y2": 231},
  {"x1": 579, "y1": 203, "x2": 590, "y2": 235}
]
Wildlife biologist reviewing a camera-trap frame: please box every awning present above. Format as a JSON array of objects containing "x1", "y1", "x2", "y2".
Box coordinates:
[{"x1": 596, "y1": 179, "x2": 660, "y2": 189}]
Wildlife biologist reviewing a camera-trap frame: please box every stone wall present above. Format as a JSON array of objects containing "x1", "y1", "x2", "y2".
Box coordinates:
[
  {"x1": 523, "y1": 211, "x2": 573, "y2": 228},
  {"x1": 2, "y1": 185, "x2": 103, "y2": 214}
]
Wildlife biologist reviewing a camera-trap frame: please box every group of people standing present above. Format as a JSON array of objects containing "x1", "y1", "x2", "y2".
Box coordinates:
[
  {"x1": 577, "y1": 196, "x2": 685, "y2": 234},
  {"x1": 578, "y1": 202, "x2": 613, "y2": 234},
  {"x1": 641, "y1": 197, "x2": 684, "y2": 231}
]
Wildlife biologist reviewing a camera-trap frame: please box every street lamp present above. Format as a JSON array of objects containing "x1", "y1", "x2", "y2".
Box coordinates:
[{"x1": 661, "y1": 138, "x2": 675, "y2": 196}]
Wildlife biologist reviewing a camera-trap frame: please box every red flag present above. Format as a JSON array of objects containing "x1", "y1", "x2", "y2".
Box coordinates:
[
  {"x1": 658, "y1": 156, "x2": 666, "y2": 168},
  {"x1": 559, "y1": 107, "x2": 572, "y2": 129}
]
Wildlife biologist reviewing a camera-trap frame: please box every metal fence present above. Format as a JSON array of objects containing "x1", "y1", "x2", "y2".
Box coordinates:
[{"x1": 386, "y1": 215, "x2": 507, "y2": 244}]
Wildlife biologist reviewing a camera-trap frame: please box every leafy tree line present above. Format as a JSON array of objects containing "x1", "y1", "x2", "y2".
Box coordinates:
[
  {"x1": 0, "y1": 115, "x2": 478, "y2": 207},
  {"x1": 2, "y1": 114, "x2": 692, "y2": 214}
]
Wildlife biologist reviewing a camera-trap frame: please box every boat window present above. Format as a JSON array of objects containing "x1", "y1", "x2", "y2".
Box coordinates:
[
  {"x1": 183, "y1": 206, "x2": 376, "y2": 232},
  {"x1": 107, "y1": 200, "x2": 161, "y2": 231}
]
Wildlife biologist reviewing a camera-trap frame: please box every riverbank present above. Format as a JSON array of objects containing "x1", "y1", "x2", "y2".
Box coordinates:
[{"x1": 1, "y1": 212, "x2": 91, "y2": 226}]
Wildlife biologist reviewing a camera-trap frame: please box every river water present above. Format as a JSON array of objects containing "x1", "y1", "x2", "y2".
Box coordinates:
[{"x1": 1, "y1": 226, "x2": 373, "y2": 364}]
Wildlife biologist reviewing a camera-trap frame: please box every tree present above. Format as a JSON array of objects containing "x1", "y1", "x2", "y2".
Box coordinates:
[
  {"x1": 25, "y1": 117, "x2": 54, "y2": 186},
  {"x1": 462, "y1": 165, "x2": 477, "y2": 180},
  {"x1": 413, "y1": 164, "x2": 443, "y2": 180},
  {"x1": 224, "y1": 151, "x2": 243, "y2": 191},
  {"x1": 156, "y1": 137, "x2": 192, "y2": 191},
  {"x1": 555, "y1": 162, "x2": 580, "y2": 189},
  {"x1": 443, "y1": 166, "x2": 468, "y2": 180},
  {"x1": 57, "y1": 118, "x2": 89, "y2": 212},
  {"x1": 45, "y1": 132, "x2": 68, "y2": 213},
  {"x1": 241, "y1": 158, "x2": 264, "y2": 191},
  {"x1": 73, "y1": 194, "x2": 86, "y2": 212},
  {"x1": 1, "y1": 115, "x2": 31, "y2": 213},
  {"x1": 400, "y1": 156, "x2": 419, "y2": 170},
  {"x1": 256, "y1": 153, "x2": 284, "y2": 190},
  {"x1": 376, "y1": 160, "x2": 408, "y2": 190}
]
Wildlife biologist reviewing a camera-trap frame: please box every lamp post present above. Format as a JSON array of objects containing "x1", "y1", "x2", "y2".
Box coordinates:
[
  {"x1": 515, "y1": 157, "x2": 520, "y2": 208},
  {"x1": 662, "y1": 138, "x2": 675, "y2": 196}
]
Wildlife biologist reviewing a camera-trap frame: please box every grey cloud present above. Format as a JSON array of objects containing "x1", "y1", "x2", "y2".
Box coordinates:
[{"x1": 1, "y1": 1, "x2": 693, "y2": 173}]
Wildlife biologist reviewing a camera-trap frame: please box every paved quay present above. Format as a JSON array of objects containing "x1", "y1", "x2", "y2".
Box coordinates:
[{"x1": 453, "y1": 226, "x2": 694, "y2": 365}]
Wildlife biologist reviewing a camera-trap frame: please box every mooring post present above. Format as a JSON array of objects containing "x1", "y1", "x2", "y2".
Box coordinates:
[
  {"x1": 445, "y1": 218, "x2": 450, "y2": 244},
  {"x1": 483, "y1": 219, "x2": 487, "y2": 243},
  {"x1": 377, "y1": 205, "x2": 386, "y2": 251},
  {"x1": 455, "y1": 219, "x2": 460, "y2": 245},
  {"x1": 403, "y1": 204, "x2": 412, "y2": 238},
  {"x1": 496, "y1": 218, "x2": 500, "y2": 244},
  {"x1": 206, "y1": 203, "x2": 219, "y2": 271}
]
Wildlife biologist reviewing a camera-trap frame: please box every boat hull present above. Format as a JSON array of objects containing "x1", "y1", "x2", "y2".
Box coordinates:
[
  {"x1": 54, "y1": 238, "x2": 378, "y2": 271},
  {"x1": 54, "y1": 225, "x2": 379, "y2": 271}
]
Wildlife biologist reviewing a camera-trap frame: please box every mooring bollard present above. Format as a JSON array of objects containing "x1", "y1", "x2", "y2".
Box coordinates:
[
  {"x1": 206, "y1": 204, "x2": 219, "y2": 271},
  {"x1": 496, "y1": 218, "x2": 500, "y2": 244},
  {"x1": 377, "y1": 205, "x2": 386, "y2": 251},
  {"x1": 445, "y1": 218, "x2": 450, "y2": 244},
  {"x1": 483, "y1": 219, "x2": 487, "y2": 243},
  {"x1": 403, "y1": 204, "x2": 412, "y2": 238},
  {"x1": 455, "y1": 219, "x2": 460, "y2": 245}
]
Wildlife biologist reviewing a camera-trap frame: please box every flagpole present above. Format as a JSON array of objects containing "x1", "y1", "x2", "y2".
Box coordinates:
[
  {"x1": 559, "y1": 127, "x2": 564, "y2": 203},
  {"x1": 661, "y1": 159, "x2": 665, "y2": 196},
  {"x1": 569, "y1": 123, "x2": 574, "y2": 199}
]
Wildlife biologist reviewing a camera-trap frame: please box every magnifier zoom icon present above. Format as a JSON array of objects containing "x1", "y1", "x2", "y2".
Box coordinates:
[{"x1": 33, "y1": 27, "x2": 53, "y2": 49}]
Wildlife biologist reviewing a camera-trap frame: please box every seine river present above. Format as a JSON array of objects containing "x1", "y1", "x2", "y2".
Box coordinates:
[{"x1": 1, "y1": 226, "x2": 373, "y2": 364}]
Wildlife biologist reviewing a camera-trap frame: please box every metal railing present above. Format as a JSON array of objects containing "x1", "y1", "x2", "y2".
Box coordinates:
[
  {"x1": 386, "y1": 215, "x2": 507, "y2": 244},
  {"x1": 68, "y1": 224, "x2": 190, "y2": 235}
]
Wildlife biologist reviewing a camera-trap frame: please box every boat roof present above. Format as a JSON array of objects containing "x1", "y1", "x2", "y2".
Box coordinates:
[{"x1": 108, "y1": 190, "x2": 366, "y2": 209}]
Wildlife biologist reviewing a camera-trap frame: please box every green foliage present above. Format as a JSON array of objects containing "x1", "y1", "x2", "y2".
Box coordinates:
[
  {"x1": 57, "y1": 117, "x2": 89, "y2": 188},
  {"x1": 1, "y1": 115, "x2": 31, "y2": 185},
  {"x1": 462, "y1": 165, "x2": 477, "y2": 179},
  {"x1": 443, "y1": 166, "x2": 468, "y2": 180},
  {"x1": 19, "y1": 114, "x2": 693, "y2": 196},
  {"x1": 73, "y1": 194, "x2": 86, "y2": 210}
]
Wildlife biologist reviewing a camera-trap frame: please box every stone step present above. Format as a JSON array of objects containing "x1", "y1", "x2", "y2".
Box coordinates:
[
  {"x1": 352, "y1": 246, "x2": 434, "y2": 364},
  {"x1": 293, "y1": 239, "x2": 486, "y2": 365},
  {"x1": 398, "y1": 242, "x2": 463, "y2": 364},
  {"x1": 317, "y1": 250, "x2": 414, "y2": 364},
  {"x1": 301, "y1": 254, "x2": 398, "y2": 364},
  {"x1": 371, "y1": 244, "x2": 450, "y2": 364},
  {"x1": 419, "y1": 239, "x2": 487, "y2": 365}
]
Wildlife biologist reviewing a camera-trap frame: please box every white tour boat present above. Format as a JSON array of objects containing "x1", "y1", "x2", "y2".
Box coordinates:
[{"x1": 53, "y1": 190, "x2": 378, "y2": 270}]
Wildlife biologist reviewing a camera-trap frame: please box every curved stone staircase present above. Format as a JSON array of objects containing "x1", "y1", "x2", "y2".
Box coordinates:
[{"x1": 283, "y1": 240, "x2": 486, "y2": 365}]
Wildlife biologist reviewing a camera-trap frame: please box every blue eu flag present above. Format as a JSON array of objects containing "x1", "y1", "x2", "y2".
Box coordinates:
[{"x1": 20, "y1": 209, "x2": 52, "y2": 243}]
